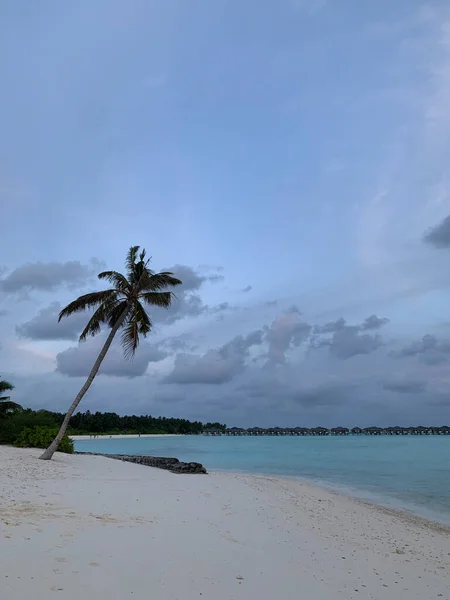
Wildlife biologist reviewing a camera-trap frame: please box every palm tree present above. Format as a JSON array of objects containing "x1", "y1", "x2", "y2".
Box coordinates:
[
  {"x1": 39, "y1": 246, "x2": 182, "y2": 460},
  {"x1": 0, "y1": 377, "x2": 22, "y2": 417}
]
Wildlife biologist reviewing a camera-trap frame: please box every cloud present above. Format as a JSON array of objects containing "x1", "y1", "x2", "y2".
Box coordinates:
[
  {"x1": 394, "y1": 334, "x2": 450, "y2": 365},
  {"x1": 165, "y1": 330, "x2": 264, "y2": 384},
  {"x1": 313, "y1": 317, "x2": 347, "y2": 334},
  {"x1": 423, "y1": 214, "x2": 450, "y2": 248},
  {"x1": 265, "y1": 306, "x2": 312, "y2": 364},
  {"x1": 153, "y1": 264, "x2": 225, "y2": 324},
  {"x1": 382, "y1": 380, "x2": 427, "y2": 394},
  {"x1": 327, "y1": 328, "x2": 383, "y2": 359},
  {"x1": 360, "y1": 315, "x2": 390, "y2": 330},
  {"x1": 312, "y1": 315, "x2": 388, "y2": 359},
  {"x1": 56, "y1": 336, "x2": 167, "y2": 378},
  {"x1": 0, "y1": 259, "x2": 102, "y2": 294},
  {"x1": 291, "y1": 382, "x2": 360, "y2": 407},
  {"x1": 241, "y1": 285, "x2": 252, "y2": 293},
  {"x1": 16, "y1": 302, "x2": 88, "y2": 341}
]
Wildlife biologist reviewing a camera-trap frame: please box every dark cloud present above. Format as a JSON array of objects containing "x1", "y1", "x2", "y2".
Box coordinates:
[
  {"x1": 165, "y1": 264, "x2": 223, "y2": 292},
  {"x1": 56, "y1": 337, "x2": 167, "y2": 378},
  {"x1": 0, "y1": 259, "x2": 102, "y2": 294},
  {"x1": 16, "y1": 302, "x2": 88, "y2": 341},
  {"x1": 241, "y1": 285, "x2": 252, "y2": 293},
  {"x1": 239, "y1": 377, "x2": 359, "y2": 409},
  {"x1": 360, "y1": 315, "x2": 390, "y2": 330},
  {"x1": 291, "y1": 382, "x2": 359, "y2": 407},
  {"x1": 158, "y1": 333, "x2": 194, "y2": 353},
  {"x1": 394, "y1": 334, "x2": 450, "y2": 365},
  {"x1": 382, "y1": 380, "x2": 427, "y2": 394},
  {"x1": 423, "y1": 215, "x2": 450, "y2": 249},
  {"x1": 154, "y1": 264, "x2": 225, "y2": 324},
  {"x1": 312, "y1": 315, "x2": 388, "y2": 359},
  {"x1": 313, "y1": 317, "x2": 347, "y2": 334},
  {"x1": 328, "y1": 328, "x2": 383, "y2": 359},
  {"x1": 165, "y1": 330, "x2": 264, "y2": 384},
  {"x1": 314, "y1": 315, "x2": 389, "y2": 334},
  {"x1": 265, "y1": 306, "x2": 312, "y2": 364}
]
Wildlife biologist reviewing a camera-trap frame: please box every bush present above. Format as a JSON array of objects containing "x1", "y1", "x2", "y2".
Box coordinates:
[{"x1": 14, "y1": 427, "x2": 74, "y2": 454}]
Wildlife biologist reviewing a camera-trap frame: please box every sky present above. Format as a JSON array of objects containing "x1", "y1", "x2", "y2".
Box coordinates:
[{"x1": 1, "y1": 0, "x2": 450, "y2": 427}]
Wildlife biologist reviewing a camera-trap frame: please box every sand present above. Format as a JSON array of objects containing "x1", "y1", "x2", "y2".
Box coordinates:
[
  {"x1": 70, "y1": 434, "x2": 184, "y2": 440},
  {"x1": 0, "y1": 447, "x2": 449, "y2": 599}
]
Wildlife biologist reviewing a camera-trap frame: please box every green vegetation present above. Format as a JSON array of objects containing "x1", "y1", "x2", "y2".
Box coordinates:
[
  {"x1": 0, "y1": 407, "x2": 226, "y2": 445},
  {"x1": 0, "y1": 376, "x2": 22, "y2": 417},
  {"x1": 15, "y1": 426, "x2": 74, "y2": 454},
  {"x1": 40, "y1": 246, "x2": 183, "y2": 460},
  {"x1": 0, "y1": 376, "x2": 226, "y2": 449}
]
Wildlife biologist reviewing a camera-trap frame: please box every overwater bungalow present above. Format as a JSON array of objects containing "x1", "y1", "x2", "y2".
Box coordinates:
[
  {"x1": 310, "y1": 427, "x2": 329, "y2": 436},
  {"x1": 331, "y1": 427, "x2": 349, "y2": 436},
  {"x1": 351, "y1": 427, "x2": 363, "y2": 435},
  {"x1": 217, "y1": 425, "x2": 450, "y2": 437}
]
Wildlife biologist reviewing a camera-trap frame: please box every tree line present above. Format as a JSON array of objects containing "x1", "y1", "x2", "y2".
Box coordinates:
[{"x1": 0, "y1": 406, "x2": 226, "y2": 443}]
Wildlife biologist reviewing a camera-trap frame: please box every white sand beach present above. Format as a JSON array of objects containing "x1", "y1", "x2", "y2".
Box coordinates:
[
  {"x1": 70, "y1": 434, "x2": 184, "y2": 440},
  {"x1": 1, "y1": 447, "x2": 449, "y2": 599}
]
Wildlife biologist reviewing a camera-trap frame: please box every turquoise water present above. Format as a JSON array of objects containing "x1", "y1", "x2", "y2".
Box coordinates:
[{"x1": 74, "y1": 435, "x2": 450, "y2": 524}]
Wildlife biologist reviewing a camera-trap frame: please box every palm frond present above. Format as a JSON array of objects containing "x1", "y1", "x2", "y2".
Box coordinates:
[
  {"x1": 107, "y1": 300, "x2": 130, "y2": 328},
  {"x1": 125, "y1": 246, "x2": 141, "y2": 278},
  {"x1": 120, "y1": 301, "x2": 152, "y2": 359},
  {"x1": 135, "y1": 301, "x2": 152, "y2": 336},
  {"x1": 0, "y1": 379, "x2": 14, "y2": 393},
  {"x1": 79, "y1": 296, "x2": 122, "y2": 341},
  {"x1": 138, "y1": 271, "x2": 182, "y2": 293},
  {"x1": 97, "y1": 271, "x2": 130, "y2": 294},
  {"x1": 58, "y1": 290, "x2": 118, "y2": 321},
  {"x1": 140, "y1": 291, "x2": 174, "y2": 309}
]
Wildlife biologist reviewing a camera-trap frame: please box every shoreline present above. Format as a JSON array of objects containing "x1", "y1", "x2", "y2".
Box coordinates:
[
  {"x1": 1, "y1": 447, "x2": 449, "y2": 599},
  {"x1": 212, "y1": 467, "x2": 450, "y2": 529},
  {"x1": 73, "y1": 446, "x2": 450, "y2": 527},
  {"x1": 70, "y1": 433, "x2": 185, "y2": 440}
]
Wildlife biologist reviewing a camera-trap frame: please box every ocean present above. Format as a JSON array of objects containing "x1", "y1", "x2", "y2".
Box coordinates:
[{"x1": 74, "y1": 435, "x2": 450, "y2": 524}]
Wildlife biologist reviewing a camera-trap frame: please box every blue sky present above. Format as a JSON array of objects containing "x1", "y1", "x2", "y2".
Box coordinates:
[{"x1": 1, "y1": 0, "x2": 450, "y2": 427}]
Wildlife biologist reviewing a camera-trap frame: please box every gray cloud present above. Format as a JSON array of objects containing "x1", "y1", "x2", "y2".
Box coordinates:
[
  {"x1": 382, "y1": 380, "x2": 427, "y2": 394},
  {"x1": 0, "y1": 309, "x2": 8, "y2": 317},
  {"x1": 291, "y1": 382, "x2": 360, "y2": 407},
  {"x1": 360, "y1": 315, "x2": 390, "y2": 330},
  {"x1": 394, "y1": 334, "x2": 450, "y2": 365},
  {"x1": 312, "y1": 315, "x2": 388, "y2": 359},
  {"x1": 165, "y1": 330, "x2": 264, "y2": 384},
  {"x1": 16, "y1": 302, "x2": 89, "y2": 341},
  {"x1": 15, "y1": 264, "x2": 227, "y2": 340},
  {"x1": 423, "y1": 215, "x2": 450, "y2": 249},
  {"x1": 56, "y1": 337, "x2": 167, "y2": 378},
  {"x1": 328, "y1": 328, "x2": 383, "y2": 359},
  {"x1": 154, "y1": 264, "x2": 225, "y2": 324},
  {"x1": 0, "y1": 259, "x2": 102, "y2": 294},
  {"x1": 265, "y1": 306, "x2": 312, "y2": 364},
  {"x1": 313, "y1": 317, "x2": 347, "y2": 334},
  {"x1": 241, "y1": 285, "x2": 252, "y2": 293}
]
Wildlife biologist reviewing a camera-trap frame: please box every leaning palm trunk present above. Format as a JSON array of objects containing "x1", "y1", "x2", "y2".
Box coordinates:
[
  {"x1": 39, "y1": 310, "x2": 127, "y2": 460},
  {"x1": 39, "y1": 246, "x2": 182, "y2": 461}
]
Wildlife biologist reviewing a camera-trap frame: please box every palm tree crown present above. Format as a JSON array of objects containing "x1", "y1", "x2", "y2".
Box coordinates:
[
  {"x1": 39, "y1": 246, "x2": 182, "y2": 460},
  {"x1": 0, "y1": 377, "x2": 22, "y2": 416},
  {"x1": 59, "y1": 246, "x2": 182, "y2": 357}
]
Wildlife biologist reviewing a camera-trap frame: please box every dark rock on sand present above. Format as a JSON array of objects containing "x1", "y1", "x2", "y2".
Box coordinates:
[{"x1": 75, "y1": 452, "x2": 207, "y2": 474}]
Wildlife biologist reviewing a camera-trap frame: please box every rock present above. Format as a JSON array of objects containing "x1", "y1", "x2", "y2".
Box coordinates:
[{"x1": 75, "y1": 452, "x2": 207, "y2": 474}]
